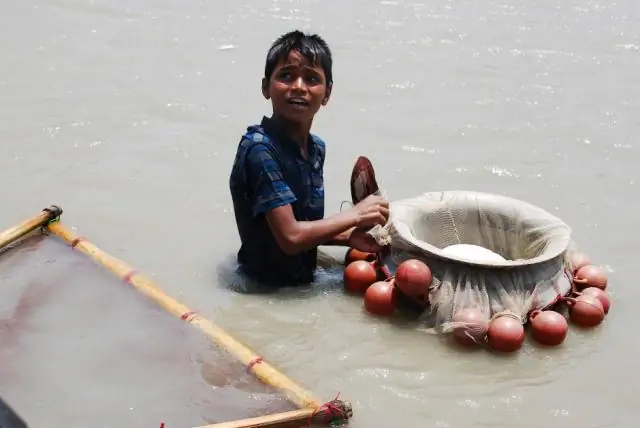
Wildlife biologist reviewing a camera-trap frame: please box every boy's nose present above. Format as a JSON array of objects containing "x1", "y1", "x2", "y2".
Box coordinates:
[{"x1": 291, "y1": 77, "x2": 307, "y2": 91}]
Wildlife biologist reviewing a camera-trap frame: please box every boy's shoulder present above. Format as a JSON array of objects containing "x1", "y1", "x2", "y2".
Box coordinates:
[
  {"x1": 233, "y1": 123, "x2": 278, "y2": 162},
  {"x1": 240, "y1": 123, "x2": 272, "y2": 144},
  {"x1": 310, "y1": 133, "x2": 326, "y2": 164},
  {"x1": 310, "y1": 132, "x2": 326, "y2": 150}
]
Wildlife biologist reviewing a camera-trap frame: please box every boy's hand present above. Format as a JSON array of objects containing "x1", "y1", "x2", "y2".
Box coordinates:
[
  {"x1": 348, "y1": 228, "x2": 384, "y2": 253},
  {"x1": 352, "y1": 195, "x2": 389, "y2": 229}
]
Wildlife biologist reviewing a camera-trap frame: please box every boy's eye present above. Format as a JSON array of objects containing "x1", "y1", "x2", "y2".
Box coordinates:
[{"x1": 276, "y1": 70, "x2": 323, "y2": 85}]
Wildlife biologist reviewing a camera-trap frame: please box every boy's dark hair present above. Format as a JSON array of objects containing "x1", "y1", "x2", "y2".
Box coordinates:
[{"x1": 264, "y1": 30, "x2": 333, "y2": 86}]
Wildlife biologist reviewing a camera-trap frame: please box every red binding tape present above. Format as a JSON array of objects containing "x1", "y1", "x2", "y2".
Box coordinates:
[
  {"x1": 180, "y1": 311, "x2": 197, "y2": 321},
  {"x1": 247, "y1": 356, "x2": 264, "y2": 371},
  {"x1": 70, "y1": 237, "x2": 84, "y2": 248},
  {"x1": 308, "y1": 393, "x2": 344, "y2": 425},
  {"x1": 123, "y1": 270, "x2": 137, "y2": 284}
]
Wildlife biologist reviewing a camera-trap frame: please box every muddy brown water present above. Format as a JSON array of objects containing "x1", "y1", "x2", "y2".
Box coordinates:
[{"x1": 1, "y1": 0, "x2": 640, "y2": 427}]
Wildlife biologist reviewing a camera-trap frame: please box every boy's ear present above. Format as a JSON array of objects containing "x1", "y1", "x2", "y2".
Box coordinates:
[
  {"x1": 261, "y1": 77, "x2": 270, "y2": 99},
  {"x1": 321, "y1": 83, "x2": 332, "y2": 106}
]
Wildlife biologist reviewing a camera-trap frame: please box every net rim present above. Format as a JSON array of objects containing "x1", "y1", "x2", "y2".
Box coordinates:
[{"x1": 387, "y1": 190, "x2": 573, "y2": 269}]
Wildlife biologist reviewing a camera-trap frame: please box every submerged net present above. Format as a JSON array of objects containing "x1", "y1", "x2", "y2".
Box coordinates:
[
  {"x1": 0, "y1": 234, "x2": 296, "y2": 427},
  {"x1": 370, "y1": 190, "x2": 577, "y2": 337}
]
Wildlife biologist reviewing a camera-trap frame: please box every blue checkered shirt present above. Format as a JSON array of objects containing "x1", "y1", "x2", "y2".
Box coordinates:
[{"x1": 229, "y1": 116, "x2": 326, "y2": 284}]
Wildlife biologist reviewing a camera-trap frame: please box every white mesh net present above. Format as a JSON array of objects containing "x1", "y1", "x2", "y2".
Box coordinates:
[{"x1": 369, "y1": 191, "x2": 576, "y2": 340}]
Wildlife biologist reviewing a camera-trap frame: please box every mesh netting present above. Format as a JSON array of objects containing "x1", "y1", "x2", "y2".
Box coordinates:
[
  {"x1": 0, "y1": 234, "x2": 296, "y2": 427},
  {"x1": 369, "y1": 191, "x2": 576, "y2": 338}
]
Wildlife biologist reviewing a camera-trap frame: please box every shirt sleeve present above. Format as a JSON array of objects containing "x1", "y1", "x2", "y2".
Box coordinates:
[{"x1": 245, "y1": 142, "x2": 297, "y2": 216}]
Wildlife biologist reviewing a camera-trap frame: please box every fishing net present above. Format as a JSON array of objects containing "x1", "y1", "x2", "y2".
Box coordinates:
[
  {"x1": 0, "y1": 234, "x2": 297, "y2": 427},
  {"x1": 369, "y1": 190, "x2": 577, "y2": 337}
]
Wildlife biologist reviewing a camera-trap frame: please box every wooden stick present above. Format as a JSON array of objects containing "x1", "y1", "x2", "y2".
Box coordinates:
[
  {"x1": 195, "y1": 399, "x2": 352, "y2": 428},
  {"x1": 0, "y1": 205, "x2": 62, "y2": 252},
  {"x1": 45, "y1": 221, "x2": 321, "y2": 411}
]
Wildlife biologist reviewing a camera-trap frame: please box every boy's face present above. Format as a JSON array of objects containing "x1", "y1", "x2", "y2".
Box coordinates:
[{"x1": 262, "y1": 50, "x2": 331, "y2": 125}]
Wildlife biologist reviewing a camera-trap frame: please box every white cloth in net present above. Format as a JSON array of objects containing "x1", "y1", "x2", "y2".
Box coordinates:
[{"x1": 370, "y1": 191, "x2": 575, "y2": 335}]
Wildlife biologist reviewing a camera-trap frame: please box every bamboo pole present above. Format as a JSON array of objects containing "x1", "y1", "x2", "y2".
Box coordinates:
[
  {"x1": 195, "y1": 399, "x2": 352, "y2": 428},
  {"x1": 0, "y1": 205, "x2": 62, "y2": 252},
  {"x1": 45, "y1": 221, "x2": 326, "y2": 412}
]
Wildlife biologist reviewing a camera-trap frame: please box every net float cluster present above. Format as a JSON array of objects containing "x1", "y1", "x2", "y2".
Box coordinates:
[
  {"x1": 342, "y1": 248, "x2": 612, "y2": 354},
  {"x1": 343, "y1": 248, "x2": 432, "y2": 318}
]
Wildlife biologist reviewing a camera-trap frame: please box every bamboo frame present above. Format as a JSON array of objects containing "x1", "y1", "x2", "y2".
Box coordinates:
[
  {"x1": 0, "y1": 207, "x2": 353, "y2": 428},
  {"x1": 0, "y1": 205, "x2": 62, "y2": 252},
  {"x1": 195, "y1": 400, "x2": 352, "y2": 428},
  {"x1": 46, "y1": 221, "x2": 319, "y2": 407}
]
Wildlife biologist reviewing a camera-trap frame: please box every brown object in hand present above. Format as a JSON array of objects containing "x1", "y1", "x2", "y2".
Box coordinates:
[{"x1": 350, "y1": 156, "x2": 380, "y2": 205}]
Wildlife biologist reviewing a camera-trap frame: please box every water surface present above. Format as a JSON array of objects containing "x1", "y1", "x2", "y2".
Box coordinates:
[{"x1": 1, "y1": 0, "x2": 639, "y2": 427}]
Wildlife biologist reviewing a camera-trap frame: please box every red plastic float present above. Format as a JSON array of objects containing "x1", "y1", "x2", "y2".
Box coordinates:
[
  {"x1": 451, "y1": 308, "x2": 488, "y2": 347},
  {"x1": 345, "y1": 248, "x2": 376, "y2": 265},
  {"x1": 567, "y1": 251, "x2": 592, "y2": 274},
  {"x1": 364, "y1": 280, "x2": 397, "y2": 317},
  {"x1": 394, "y1": 259, "x2": 432, "y2": 305},
  {"x1": 529, "y1": 310, "x2": 568, "y2": 346},
  {"x1": 343, "y1": 260, "x2": 378, "y2": 294},
  {"x1": 487, "y1": 315, "x2": 525, "y2": 353},
  {"x1": 564, "y1": 294, "x2": 605, "y2": 327},
  {"x1": 579, "y1": 287, "x2": 611, "y2": 314},
  {"x1": 573, "y1": 264, "x2": 608, "y2": 291}
]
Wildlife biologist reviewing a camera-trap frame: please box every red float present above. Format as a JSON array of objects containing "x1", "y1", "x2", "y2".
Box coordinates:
[
  {"x1": 567, "y1": 251, "x2": 591, "y2": 274},
  {"x1": 345, "y1": 248, "x2": 376, "y2": 265},
  {"x1": 564, "y1": 294, "x2": 605, "y2": 327},
  {"x1": 343, "y1": 260, "x2": 378, "y2": 294},
  {"x1": 364, "y1": 280, "x2": 397, "y2": 317},
  {"x1": 487, "y1": 315, "x2": 525, "y2": 353},
  {"x1": 451, "y1": 308, "x2": 488, "y2": 347},
  {"x1": 394, "y1": 259, "x2": 432, "y2": 305},
  {"x1": 579, "y1": 287, "x2": 611, "y2": 314},
  {"x1": 529, "y1": 310, "x2": 568, "y2": 346},
  {"x1": 573, "y1": 264, "x2": 608, "y2": 291}
]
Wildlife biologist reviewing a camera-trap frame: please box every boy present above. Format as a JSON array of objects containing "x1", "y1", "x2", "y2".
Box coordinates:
[{"x1": 229, "y1": 30, "x2": 389, "y2": 285}]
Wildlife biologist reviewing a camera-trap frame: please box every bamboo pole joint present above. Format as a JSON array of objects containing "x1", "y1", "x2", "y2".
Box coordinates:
[
  {"x1": 309, "y1": 397, "x2": 353, "y2": 426},
  {"x1": 42, "y1": 205, "x2": 64, "y2": 224},
  {"x1": 0, "y1": 204, "x2": 64, "y2": 252}
]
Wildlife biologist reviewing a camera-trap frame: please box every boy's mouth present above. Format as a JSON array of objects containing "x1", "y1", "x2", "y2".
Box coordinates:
[{"x1": 287, "y1": 97, "x2": 309, "y2": 109}]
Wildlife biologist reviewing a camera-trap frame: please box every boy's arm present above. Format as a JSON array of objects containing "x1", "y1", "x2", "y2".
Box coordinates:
[
  {"x1": 324, "y1": 227, "x2": 355, "y2": 246},
  {"x1": 266, "y1": 206, "x2": 360, "y2": 254},
  {"x1": 246, "y1": 144, "x2": 369, "y2": 255}
]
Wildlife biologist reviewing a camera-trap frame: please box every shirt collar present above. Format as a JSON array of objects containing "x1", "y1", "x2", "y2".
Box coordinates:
[{"x1": 260, "y1": 116, "x2": 317, "y2": 160}]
